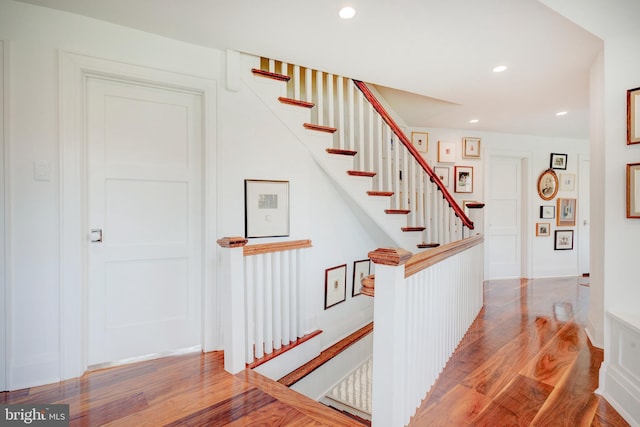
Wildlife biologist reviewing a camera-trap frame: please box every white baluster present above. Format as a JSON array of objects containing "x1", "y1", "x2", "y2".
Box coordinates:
[
  {"x1": 337, "y1": 76, "x2": 345, "y2": 150},
  {"x1": 245, "y1": 258, "x2": 255, "y2": 363},
  {"x1": 272, "y1": 251, "x2": 282, "y2": 350},
  {"x1": 327, "y1": 73, "x2": 334, "y2": 129},
  {"x1": 268, "y1": 58, "x2": 275, "y2": 73},
  {"x1": 293, "y1": 65, "x2": 300, "y2": 101},
  {"x1": 316, "y1": 70, "x2": 324, "y2": 126},
  {"x1": 264, "y1": 253, "x2": 273, "y2": 355},
  {"x1": 254, "y1": 255, "x2": 265, "y2": 359},
  {"x1": 305, "y1": 67, "x2": 312, "y2": 103},
  {"x1": 281, "y1": 250, "x2": 290, "y2": 345},
  {"x1": 348, "y1": 83, "x2": 355, "y2": 152},
  {"x1": 357, "y1": 89, "x2": 365, "y2": 171}
]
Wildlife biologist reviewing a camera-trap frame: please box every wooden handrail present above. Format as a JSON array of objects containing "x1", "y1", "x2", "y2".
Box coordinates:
[
  {"x1": 352, "y1": 80, "x2": 474, "y2": 230},
  {"x1": 404, "y1": 234, "x2": 483, "y2": 277},
  {"x1": 243, "y1": 239, "x2": 312, "y2": 256}
]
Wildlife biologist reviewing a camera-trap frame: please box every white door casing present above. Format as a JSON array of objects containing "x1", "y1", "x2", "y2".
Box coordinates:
[
  {"x1": 486, "y1": 153, "x2": 528, "y2": 279},
  {"x1": 60, "y1": 52, "x2": 218, "y2": 379},
  {"x1": 86, "y1": 77, "x2": 203, "y2": 366},
  {"x1": 1, "y1": 40, "x2": 8, "y2": 391},
  {"x1": 578, "y1": 156, "x2": 590, "y2": 276}
]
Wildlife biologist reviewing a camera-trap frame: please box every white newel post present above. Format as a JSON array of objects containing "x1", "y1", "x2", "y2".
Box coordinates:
[
  {"x1": 368, "y1": 247, "x2": 413, "y2": 427},
  {"x1": 217, "y1": 237, "x2": 248, "y2": 374}
]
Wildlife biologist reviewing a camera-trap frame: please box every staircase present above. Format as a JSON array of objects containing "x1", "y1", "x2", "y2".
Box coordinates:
[{"x1": 243, "y1": 55, "x2": 474, "y2": 250}]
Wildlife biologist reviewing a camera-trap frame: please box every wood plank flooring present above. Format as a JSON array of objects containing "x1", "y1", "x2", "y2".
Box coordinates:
[{"x1": 0, "y1": 277, "x2": 631, "y2": 426}]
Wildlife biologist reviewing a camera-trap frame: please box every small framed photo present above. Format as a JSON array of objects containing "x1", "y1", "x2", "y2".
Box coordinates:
[
  {"x1": 556, "y1": 198, "x2": 577, "y2": 226},
  {"x1": 627, "y1": 87, "x2": 640, "y2": 145},
  {"x1": 550, "y1": 153, "x2": 568, "y2": 170},
  {"x1": 536, "y1": 222, "x2": 551, "y2": 237},
  {"x1": 554, "y1": 230, "x2": 574, "y2": 250},
  {"x1": 325, "y1": 264, "x2": 347, "y2": 309},
  {"x1": 438, "y1": 141, "x2": 456, "y2": 163},
  {"x1": 245, "y1": 179, "x2": 290, "y2": 238},
  {"x1": 462, "y1": 137, "x2": 481, "y2": 159},
  {"x1": 626, "y1": 163, "x2": 640, "y2": 217},
  {"x1": 352, "y1": 259, "x2": 371, "y2": 297},
  {"x1": 454, "y1": 166, "x2": 473, "y2": 193},
  {"x1": 434, "y1": 166, "x2": 450, "y2": 187},
  {"x1": 537, "y1": 169, "x2": 559, "y2": 201},
  {"x1": 411, "y1": 131, "x2": 428, "y2": 153},
  {"x1": 540, "y1": 205, "x2": 555, "y2": 219},
  {"x1": 559, "y1": 173, "x2": 576, "y2": 191}
]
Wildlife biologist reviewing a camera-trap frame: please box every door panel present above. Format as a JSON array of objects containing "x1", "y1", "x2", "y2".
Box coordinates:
[
  {"x1": 87, "y1": 77, "x2": 202, "y2": 366},
  {"x1": 487, "y1": 156, "x2": 522, "y2": 279}
]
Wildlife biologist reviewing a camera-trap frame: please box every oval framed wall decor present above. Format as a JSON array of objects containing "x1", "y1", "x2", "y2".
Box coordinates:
[{"x1": 537, "y1": 169, "x2": 559, "y2": 201}]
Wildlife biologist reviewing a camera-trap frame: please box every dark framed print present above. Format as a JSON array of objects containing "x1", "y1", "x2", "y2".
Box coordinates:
[
  {"x1": 540, "y1": 205, "x2": 555, "y2": 219},
  {"x1": 628, "y1": 87, "x2": 640, "y2": 144},
  {"x1": 554, "y1": 230, "x2": 574, "y2": 250},
  {"x1": 352, "y1": 259, "x2": 371, "y2": 297},
  {"x1": 627, "y1": 163, "x2": 640, "y2": 217},
  {"x1": 454, "y1": 166, "x2": 473, "y2": 193},
  {"x1": 325, "y1": 264, "x2": 347, "y2": 309},
  {"x1": 537, "y1": 169, "x2": 558, "y2": 201},
  {"x1": 556, "y1": 198, "x2": 577, "y2": 226},
  {"x1": 550, "y1": 153, "x2": 568, "y2": 170},
  {"x1": 244, "y1": 179, "x2": 290, "y2": 238},
  {"x1": 536, "y1": 222, "x2": 551, "y2": 237}
]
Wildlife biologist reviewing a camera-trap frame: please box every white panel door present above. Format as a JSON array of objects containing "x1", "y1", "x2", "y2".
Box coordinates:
[
  {"x1": 87, "y1": 77, "x2": 202, "y2": 366},
  {"x1": 487, "y1": 156, "x2": 522, "y2": 279}
]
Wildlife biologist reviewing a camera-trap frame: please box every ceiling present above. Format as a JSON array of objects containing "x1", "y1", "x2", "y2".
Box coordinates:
[{"x1": 16, "y1": 0, "x2": 603, "y2": 139}]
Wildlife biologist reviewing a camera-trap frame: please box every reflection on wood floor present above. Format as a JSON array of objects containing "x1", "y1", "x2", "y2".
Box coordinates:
[{"x1": 0, "y1": 277, "x2": 630, "y2": 426}]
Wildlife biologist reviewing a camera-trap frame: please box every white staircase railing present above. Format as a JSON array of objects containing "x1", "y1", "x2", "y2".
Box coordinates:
[
  {"x1": 217, "y1": 237, "x2": 312, "y2": 373},
  {"x1": 363, "y1": 235, "x2": 484, "y2": 426},
  {"x1": 253, "y1": 57, "x2": 475, "y2": 249}
]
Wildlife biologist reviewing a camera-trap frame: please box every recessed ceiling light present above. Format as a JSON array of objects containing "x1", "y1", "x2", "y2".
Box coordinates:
[
  {"x1": 339, "y1": 6, "x2": 356, "y2": 19},
  {"x1": 556, "y1": 111, "x2": 568, "y2": 116},
  {"x1": 469, "y1": 119, "x2": 479, "y2": 123},
  {"x1": 493, "y1": 65, "x2": 507, "y2": 73}
]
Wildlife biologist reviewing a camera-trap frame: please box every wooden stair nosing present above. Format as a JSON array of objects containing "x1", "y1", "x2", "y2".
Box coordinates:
[
  {"x1": 327, "y1": 148, "x2": 357, "y2": 156},
  {"x1": 347, "y1": 170, "x2": 376, "y2": 178},
  {"x1": 417, "y1": 242, "x2": 440, "y2": 248},
  {"x1": 278, "y1": 322, "x2": 373, "y2": 387},
  {"x1": 304, "y1": 123, "x2": 338, "y2": 133},
  {"x1": 385, "y1": 209, "x2": 410, "y2": 215},
  {"x1": 278, "y1": 97, "x2": 315, "y2": 108},
  {"x1": 401, "y1": 227, "x2": 426, "y2": 232},
  {"x1": 367, "y1": 191, "x2": 394, "y2": 197},
  {"x1": 251, "y1": 68, "x2": 291, "y2": 82}
]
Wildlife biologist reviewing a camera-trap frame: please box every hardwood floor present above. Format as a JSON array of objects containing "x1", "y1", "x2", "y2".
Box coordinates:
[{"x1": 1, "y1": 277, "x2": 630, "y2": 426}]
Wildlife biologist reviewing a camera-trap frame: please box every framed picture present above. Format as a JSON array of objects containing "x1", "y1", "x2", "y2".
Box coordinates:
[
  {"x1": 411, "y1": 131, "x2": 428, "y2": 153},
  {"x1": 462, "y1": 137, "x2": 481, "y2": 159},
  {"x1": 352, "y1": 259, "x2": 371, "y2": 297},
  {"x1": 550, "y1": 153, "x2": 568, "y2": 170},
  {"x1": 559, "y1": 173, "x2": 576, "y2": 191},
  {"x1": 536, "y1": 222, "x2": 551, "y2": 237},
  {"x1": 556, "y1": 198, "x2": 577, "y2": 226},
  {"x1": 627, "y1": 87, "x2": 640, "y2": 145},
  {"x1": 554, "y1": 230, "x2": 574, "y2": 250},
  {"x1": 438, "y1": 141, "x2": 456, "y2": 163},
  {"x1": 434, "y1": 166, "x2": 450, "y2": 187},
  {"x1": 537, "y1": 169, "x2": 558, "y2": 201},
  {"x1": 626, "y1": 163, "x2": 640, "y2": 217},
  {"x1": 540, "y1": 205, "x2": 555, "y2": 219},
  {"x1": 244, "y1": 179, "x2": 290, "y2": 238},
  {"x1": 325, "y1": 264, "x2": 347, "y2": 309},
  {"x1": 454, "y1": 166, "x2": 473, "y2": 193}
]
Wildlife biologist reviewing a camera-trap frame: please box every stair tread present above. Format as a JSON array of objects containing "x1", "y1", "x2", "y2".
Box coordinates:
[
  {"x1": 304, "y1": 123, "x2": 338, "y2": 133},
  {"x1": 327, "y1": 148, "x2": 357, "y2": 156},
  {"x1": 367, "y1": 191, "x2": 394, "y2": 197},
  {"x1": 417, "y1": 242, "x2": 441, "y2": 248},
  {"x1": 402, "y1": 227, "x2": 426, "y2": 232},
  {"x1": 385, "y1": 209, "x2": 410, "y2": 214},
  {"x1": 251, "y1": 68, "x2": 290, "y2": 82},
  {"x1": 348, "y1": 170, "x2": 376, "y2": 177},
  {"x1": 279, "y1": 97, "x2": 314, "y2": 108}
]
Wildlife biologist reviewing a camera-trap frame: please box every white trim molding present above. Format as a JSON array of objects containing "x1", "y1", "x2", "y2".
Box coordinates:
[
  {"x1": 58, "y1": 51, "x2": 219, "y2": 380},
  {"x1": 1, "y1": 39, "x2": 10, "y2": 391}
]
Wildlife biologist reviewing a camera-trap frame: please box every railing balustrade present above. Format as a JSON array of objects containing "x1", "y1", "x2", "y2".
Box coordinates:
[
  {"x1": 217, "y1": 237, "x2": 312, "y2": 373},
  {"x1": 364, "y1": 235, "x2": 484, "y2": 426}
]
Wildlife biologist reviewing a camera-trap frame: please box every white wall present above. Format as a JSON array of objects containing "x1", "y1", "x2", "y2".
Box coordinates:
[
  {"x1": 408, "y1": 126, "x2": 588, "y2": 278},
  {"x1": 0, "y1": 0, "x2": 376, "y2": 390}
]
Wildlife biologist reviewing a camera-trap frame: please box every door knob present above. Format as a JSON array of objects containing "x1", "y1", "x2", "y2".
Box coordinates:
[{"x1": 90, "y1": 228, "x2": 103, "y2": 243}]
